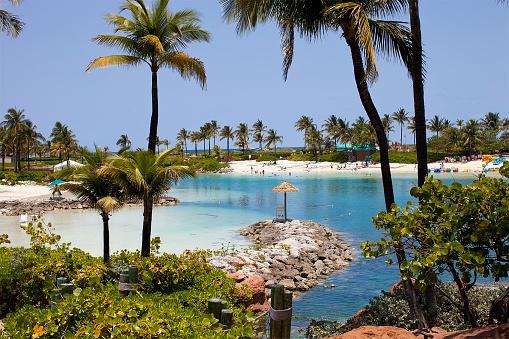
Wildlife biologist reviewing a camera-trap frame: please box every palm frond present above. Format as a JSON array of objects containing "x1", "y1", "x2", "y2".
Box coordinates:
[
  {"x1": 280, "y1": 23, "x2": 294, "y2": 81},
  {"x1": 141, "y1": 34, "x2": 165, "y2": 54},
  {"x1": 90, "y1": 35, "x2": 140, "y2": 53},
  {"x1": 158, "y1": 52, "x2": 206, "y2": 89},
  {"x1": 85, "y1": 55, "x2": 145, "y2": 72},
  {"x1": 97, "y1": 196, "x2": 121, "y2": 213},
  {"x1": 0, "y1": 9, "x2": 24, "y2": 38}
]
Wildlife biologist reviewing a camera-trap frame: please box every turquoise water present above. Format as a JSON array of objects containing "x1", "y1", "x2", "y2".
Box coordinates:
[{"x1": 2, "y1": 171, "x2": 494, "y2": 335}]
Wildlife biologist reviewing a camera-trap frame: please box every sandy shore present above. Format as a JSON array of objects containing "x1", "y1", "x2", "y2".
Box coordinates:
[
  {"x1": 226, "y1": 158, "x2": 505, "y2": 175},
  {"x1": 0, "y1": 184, "x2": 53, "y2": 201}
]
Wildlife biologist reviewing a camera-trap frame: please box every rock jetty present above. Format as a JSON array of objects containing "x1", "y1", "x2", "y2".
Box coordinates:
[
  {"x1": 207, "y1": 220, "x2": 353, "y2": 293},
  {"x1": 0, "y1": 196, "x2": 180, "y2": 216}
]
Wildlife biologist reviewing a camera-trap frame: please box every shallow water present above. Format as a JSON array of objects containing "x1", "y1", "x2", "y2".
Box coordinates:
[{"x1": 0, "y1": 170, "x2": 496, "y2": 337}]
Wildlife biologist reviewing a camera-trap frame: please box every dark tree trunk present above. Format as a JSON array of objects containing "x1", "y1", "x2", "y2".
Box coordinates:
[
  {"x1": 274, "y1": 147, "x2": 277, "y2": 164},
  {"x1": 347, "y1": 35, "x2": 427, "y2": 329},
  {"x1": 203, "y1": 139, "x2": 206, "y2": 157},
  {"x1": 27, "y1": 140, "x2": 30, "y2": 170},
  {"x1": 409, "y1": 0, "x2": 428, "y2": 188},
  {"x1": 101, "y1": 211, "x2": 110, "y2": 264},
  {"x1": 227, "y1": 139, "x2": 230, "y2": 164},
  {"x1": 208, "y1": 138, "x2": 211, "y2": 156},
  {"x1": 13, "y1": 138, "x2": 17, "y2": 172},
  {"x1": 148, "y1": 71, "x2": 159, "y2": 153},
  {"x1": 2, "y1": 146, "x2": 4, "y2": 171},
  {"x1": 447, "y1": 262, "x2": 478, "y2": 328},
  {"x1": 141, "y1": 197, "x2": 153, "y2": 257}
]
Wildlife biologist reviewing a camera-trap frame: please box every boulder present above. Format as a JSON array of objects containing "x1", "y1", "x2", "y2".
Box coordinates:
[{"x1": 226, "y1": 274, "x2": 269, "y2": 312}]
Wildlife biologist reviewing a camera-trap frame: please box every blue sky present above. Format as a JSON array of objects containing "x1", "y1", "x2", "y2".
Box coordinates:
[{"x1": 1, "y1": 0, "x2": 508, "y2": 151}]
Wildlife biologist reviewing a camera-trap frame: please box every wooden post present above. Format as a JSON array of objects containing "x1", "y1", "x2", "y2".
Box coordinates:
[
  {"x1": 270, "y1": 284, "x2": 284, "y2": 338},
  {"x1": 119, "y1": 273, "x2": 129, "y2": 298},
  {"x1": 50, "y1": 288, "x2": 62, "y2": 307},
  {"x1": 56, "y1": 277, "x2": 67, "y2": 288},
  {"x1": 60, "y1": 283, "x2": 74, "y2": 296},
  {"x1": 207, "y1": 298, "x2": 222, "y2": 320},
  {"x1": 282, "y1": 290, "x2": 293, "y2": 338},
  {"x1": 221, "y1": 300, "x2": 228, "y2": 311},
  {"x1": 284, "y1": 192, "x2": 287, "y2": 221},
  {"x1": 221, "y1": 309, "x2": 234, "y2": 328},
  {"x1": 129, "y1": 265, "x2": 138, "y2": 285}
]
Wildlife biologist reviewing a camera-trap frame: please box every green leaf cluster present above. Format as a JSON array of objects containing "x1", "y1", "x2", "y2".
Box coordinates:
[
  {"x1": 183, "y1": 158, "x2": 228, "y2": 172},
  {"x1": 0, "y1": 170, "x2": 52, "y2": 184},
  {"x1": 371, "y1": 151, "x2": 447, "y2": 164}
]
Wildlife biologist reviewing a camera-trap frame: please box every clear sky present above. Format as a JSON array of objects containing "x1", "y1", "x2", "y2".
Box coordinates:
[{"x1": 1, "y1": 0, "x2": 508, "y2": 151}]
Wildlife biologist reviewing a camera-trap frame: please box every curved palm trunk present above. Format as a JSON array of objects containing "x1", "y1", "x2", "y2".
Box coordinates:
[
  {"x1": 203, "y1": 139, "x2": 206, "y2": 157},
  {"x1": 400, "y1": 123, "x2": 403, "y2": 146},
  {"x1": 194, "y1": 141, "x2": 197, "y2": 155},
  {"x1": 148, "y1": 71, "x2": 159, "y2": 153},
  {"x1": 227, "y1": 138, "x2": 230, "y2": 164},
  {"x1": 2, "y1": 146, "x2": 5, "y2": 171},
  {"x1": 141, "y1": 197, "x2": 153, "y2": 257},
  {"x1": 101, "y1": 211, "x2": 110, "y2": 264},
  {"x1": 347, "y1": 36, "x2": 427, "y2": 329}
]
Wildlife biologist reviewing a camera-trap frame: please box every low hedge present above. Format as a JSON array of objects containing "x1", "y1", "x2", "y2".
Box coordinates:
[
  {"x1": 371, "y1": 152, "x2": 447, "y2": 164},
  {"x1": 0, "y1": 170, "x2": 53, "y2": 184}
]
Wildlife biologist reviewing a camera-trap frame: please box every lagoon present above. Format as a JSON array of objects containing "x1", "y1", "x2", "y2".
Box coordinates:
[{"x1": 1, "y1": 171, "x2": 492, "y2": 333}]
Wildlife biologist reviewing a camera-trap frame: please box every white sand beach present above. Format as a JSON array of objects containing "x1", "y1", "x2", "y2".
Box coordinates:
[
  {"x1": 0, "y1": 184, "x2": 53, "y2": 201},
  {"x1": 227, "y1": 158, "x2": 505, "y2": 175}
]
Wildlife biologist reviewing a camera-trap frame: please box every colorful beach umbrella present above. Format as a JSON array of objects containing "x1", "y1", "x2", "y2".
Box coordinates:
[
  {"x1": 49, "y1": 179, "x2": 66, "y2": 186},
  {"x1": 272, "y1": 181, "x2": 299, "y2": 221}
]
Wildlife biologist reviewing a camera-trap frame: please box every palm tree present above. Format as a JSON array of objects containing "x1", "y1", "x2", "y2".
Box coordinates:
[
  {"x1": 463, "y1": 119, "x2": 481, "y2": 157},
  {"x1": 203, "y1": 122, "x2": 213, "y2": 156},
  {"x1": 322, "y1": 115, "x2": 342, "y2": 148},
  {"x1": 23, "y1": 120, "x2": 45, "y2": 170},
  {"x1": 210, "y1": 120, "x2": 220, "y2": 147},
  {"x1": 456, "y1": 119, "x2": 464, "y2": 128},
  {"x1": 221, "y1": 1, "x2": 422, "y2": 326},
  {"x1": 50, "y1": 122, "x2": 66, "y2": 163},
  {"x1": 392, "y1": 108, "x2": 409, "y2": 147},
  {"x1": 481, "y1": 112, "x2": 501, "y2": 131},
  {"x1": 382, "y1": 114, "x2": 394, "y2": 141},
  {"x1": 190, "y1": 131, "x2": 200, "y2": 155},
  {"x1": 86, "y1": 0, "x2": 211, "y2": 153},
  {"x1": 306, "y1": 125, "x2": 323, "y2": 163},
  {"x1": 427, "y1": 115, "x2": 445, "y2": 137},
  {"x1": 1, "y1": 108, "x2": 28, "y2": 171},
  {"x1": 161, "y1": 139, "x2": 170, "y2": 150},
  {"x1": 264, "y1": 129, "x2": 283, "y2": 163},
  {"x1": 251, "y1": 119, "x2": 266, "y2": 149},
  {"x1": 219, "y1": 126, "x2": 235, "y2": 163},
  {"x1": 116, "y1": 134, "x2": 131, "y2": 150},
  {"x1": 406, "y1": 116, "x2": 416, "y2": 146},
  {"x1": 234, "y1": 123, "x2": 250, "y2": 154},
  {"x1": 177, "y1": 128, "x2": 189, "y2": 156},
  {"x1": 1, "y1": 0, "x2": 24, "y2": 38},
  {"x1": 198, "y1": 126, "x2": 207, "y2": 157},
  {"x1": 55, "y1": 145, "x2": 123, "y2": 264},
  {"x1": 52, "y1": 125, "x2": 78, "y2": 166},
  {"x1": 294, "y1": 116, "x2": 314, "y2": 148},
  {"x1": 99, "y1": 149, "x2": 195, "y2": 257}
]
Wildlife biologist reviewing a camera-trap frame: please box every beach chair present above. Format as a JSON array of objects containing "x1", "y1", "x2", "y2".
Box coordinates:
[{"x1": 274, "y1": 203, "x2": 285, "y2": 222}]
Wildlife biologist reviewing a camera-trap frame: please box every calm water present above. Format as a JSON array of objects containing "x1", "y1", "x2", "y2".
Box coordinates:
[{"x1": 1, "y1": 170, "x2": 494, "y2": 337}]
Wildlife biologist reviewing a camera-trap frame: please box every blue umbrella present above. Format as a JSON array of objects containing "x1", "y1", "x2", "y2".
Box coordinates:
[{"x1": 49, "y1": 179, "x2": 66, "y2": 186}]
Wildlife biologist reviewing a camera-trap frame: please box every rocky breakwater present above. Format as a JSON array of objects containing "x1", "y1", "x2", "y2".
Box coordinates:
[
  {"x1": 207, "y1": 220, "x2": 353, "y2": 293},
  {"x1": 0, "y1": 196, "x2": 180, "y2": 216}
]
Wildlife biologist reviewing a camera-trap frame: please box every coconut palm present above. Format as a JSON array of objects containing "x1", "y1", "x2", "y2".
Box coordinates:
[
  {"x1": 116, "y1": 134, "x2": 131, "y2": 150},
  {"x1": 463, "y1": 119, "x2": 481, "y2": 157},
  {"x1": 190, "y1": 131, "x2": 200, "y2": 155},
  {"x1": 99, "y1": 149, "x2": 195, "y2": 257},
  {"x1": 406, "y1": 116, "x2": 416, "y2": 145},
  {"x1": 1, "y1": 108, "x2": 28, "y2": 171},
  {"x1": 481, "y1": 112, "x2": 501, "y2": 131},
  {"x1": 456, "y1": 119, "x2": 464, "y2": 128},
  {"x1": 86, "y1": 0, "x2": 211, "y2": 153},
  {"x1": 306, "y1": 125, "x2": 323, "y2": 163},
  {"x1": 50, "y1": 122, "x2": 66, "y2": 163},
  {"x1": 198, "y1": 126, "x2": 208, "y2": 157},
  {"x1": 55, "y1": 145, "x2": 123, "y2": 264},
  {"x1": 294, "y1": 116, "x2": 314, "y2": 148},
  {"x1": 323, "y1": 115, "x2": 345, "y2": 148},
  {"x1": 392, "y1": 108, "x2": 409, "y2": 146},
  {"x1": 210, "y1": 120, "x2": 220, "y2": 147},
  {"x1": 219, "y1": 126, "x2": 234, "y2": 163},
  {"x1": 23, "y1": 120, "x2": 45, "y2": 170},
  {"x1": 177, "y1": 128, "x2": 189, "y2": 156},
  {"x1": 251, "y1": 119, "x2": 266, "y2": 149},
  {"x1": 382, "y1": 114, "x2": 394, "y2": 141},
  {"x1": 264, "y1": 129, "x2": 283, "y2": 163},
  {"x1": 52, "y1": 125, "x2": 78, "y2": 166},
  {"x1": 1, "y1": 0, "x2": 24, "y2": 38},
  {"x1": 427, "y1": 115, "x2": 445, "y2": 137},
  {"x1": 234, "y1": 123, "x2": 250, "y2": 153}
]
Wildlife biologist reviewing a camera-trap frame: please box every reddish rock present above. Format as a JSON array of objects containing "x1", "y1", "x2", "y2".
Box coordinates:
[
  {"x1": 340, "y1": 308, "x2": 367, "y2": 330},
  {"x1": 434, "y1": 322, "x2": 509, "y2": 338},
  {"x1": 388, "y1": 279, "x2": 416, "y2": 295},
  {"x1": 226, "y1": 273, "x2": 269, "y2": 312},
  {"x1": 325, "y1": 326, "x2": 416, "y2": 339}
]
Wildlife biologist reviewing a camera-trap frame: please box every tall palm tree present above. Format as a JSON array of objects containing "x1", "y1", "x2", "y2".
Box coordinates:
[
  {"x1": 219, "y1": 126, "x2": 235, "y2": 163},
  {"x1": 210, "y1": 120, "x2": 220, "y2": 147},
  {"x1": 221, "y1": 0, "x2": 423, "y2": 326},
  {"x1": 50, "y1": 122, "x2": 66, "y2": 163},
  {"x1": 198, "y1": 126, "x2": 207, "y2": 157},
  {"x1": 263, "y1": 129, "x2": 283, "y2": 163},
  {"x1": 306, "y1": 125, "x2": 323, "y2": 163},
  {"x1": 190, "y1": 131, "x2": 200, "y2": 155},
  {"x1": 382, "y1": 114, "x2": 394, "y2": 141},
  {"x1": 294, "y1": 116, "x2": 314, "y2": 148},
  {"x1": 322, "y1": 115, "x2": 341, "y2": 147},
  {"x1": 23, "y1": 120, "x2": 45, "y2": 170},
  {"x1": 55, "y1": 145, "x2": 123, "y2": 264},
  {"x1": 234, "y1": 123, "x2": 250, "y2": 154},
  {"x1": 177, "y1": 128, "x2": 189, "y2": 156},
  {"x1": 456, "y1": 119, "x2": 464, "y2": 128},
  {"x1": 392, "y1": 108, "x2": 409, "y2": 146},
  {"x1": 99, "y1": 149, "x2": 195, "y2": 257},
  {"x1": 406, "y1": 116, "x2": 416, "y2": 145},
  {"x1": 52, "y1": 125, "x2": 78, "y2": 166},
  {"x1": 463, "y1": 119, "x2": 481, "y2": 157},
  {"x1": 427, "y1": 115, "x2": 445, "y2": 137},
  {"x1": 1, "y1": 0, "x2": 24, "y2": 38},
  {"x1": 481, "y1": 112, "x2": 501, "y2": 131},
  {"x1": 251, "y1": 119, "x2": 266, "y2": 149},
  {"x1": 116, "y1": 134, "x2": 131, "y2": 150},
  {"x1": 86, "y1": 0, "x2": 211, "y2": 153},
  {"x1": 203, "y1": 122, "x2": 213, "y2": 156},
  {"x1": 1, "y1": 108, "x2": 28, "y2": 171}
]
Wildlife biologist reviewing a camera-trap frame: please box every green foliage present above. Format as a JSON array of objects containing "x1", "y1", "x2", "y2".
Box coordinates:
[
  {"x1": 337, "y1": 281, "x2": 503, "y2": 333},
  {"x1": 0, "y1": 234, "x2": 9, "y2": 244},
  {"x1": 184, "y1": 158, "x2": 228, "y2": 171},
  {"x1": 287, "y1": 152, "x2": 347, "y2": 163},
  {"x1": 0, "y1": 171, "x2": 52, "y2": 184},
  {"x1": 255, "y1": 154, "x2": 275, "y2": 162},
  {"x1": 371, "y1": 151, "x2": 446, "y2": 164}
]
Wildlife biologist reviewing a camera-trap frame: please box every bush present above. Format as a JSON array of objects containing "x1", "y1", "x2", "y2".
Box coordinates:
[
  {"x1": 183, "y1": 158, "x2": 228, "y2": 172},
  {"x1": 0, "y1": 171, "x2": 52, "y2": 184},
  {"x1": 371, "y1": 152, "x2": 447, "y2": 164}
]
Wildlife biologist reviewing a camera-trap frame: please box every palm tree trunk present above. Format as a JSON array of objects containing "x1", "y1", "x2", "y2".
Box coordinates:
[
  {"x1": 208, "y1": 138, "x2": 211, "y2": 156},
  {"x1": 274, "y1": 147, "x2": 277, "y2": 164},
  {"x1": 141, "y1": 197, "x2": 153, "y2": 257},
  {"x1": 400, "y1": 124, "x2": 403, "y2": 147},
  {"x1": 148, "y1": 71, "x2": 159, "y2": 153},
  {"x1": 227, "y1": 139, "x2": 230, "y2": 164},
  {"x1": 14, "y1": 137, "x2": 18, "y2": 172},
  {"x1": 2, "y1": 146, "x2": 5, "y2": 171},
  {"x1": 27, "y1": 140, "x2": 30, "y2": 170},
  {"x1": 101, "y1": 211, "x2": 110, "y2": 264},
  {"x1": 347, "y1": 36, "x2": 427, "y2": 329},
  {"x1": 203, "y1": 139, "x2": 206, "y2": 157},
  {"x1": 194, "y1": 141, "x2": 197, "y2": 155}
]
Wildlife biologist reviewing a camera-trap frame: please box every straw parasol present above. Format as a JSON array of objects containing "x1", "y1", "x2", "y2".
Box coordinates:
[{"x1": 272, "y1": 181, "x2": 299, "y2": 221}]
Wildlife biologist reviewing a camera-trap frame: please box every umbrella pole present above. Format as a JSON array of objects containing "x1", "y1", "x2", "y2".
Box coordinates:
[{"x1": 284, "y1": 192, "x2": 287, "y2": 221}]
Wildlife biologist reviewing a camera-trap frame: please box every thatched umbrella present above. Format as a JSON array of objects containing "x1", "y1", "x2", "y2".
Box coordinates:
[{"x1": 272, "y1": 181, "x2": 299, "y2": 221}]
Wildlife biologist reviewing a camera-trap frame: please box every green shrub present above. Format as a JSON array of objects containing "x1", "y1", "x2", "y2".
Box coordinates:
[
  {"x1": 371, "y1": 152, "x2": 447, "y2": 164},
  {"x1": 319, "y1": 152, "x2": 348, "y2": 163},
  {"x1": 0, "y1": 171, "x2": 52, "y2": 184},
  {"x1": 183, "y1": 158, "x2": 228, "y2": 172},
  {"x1": 256, "y1": 154, "x2": 275, "y2": 162}
]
